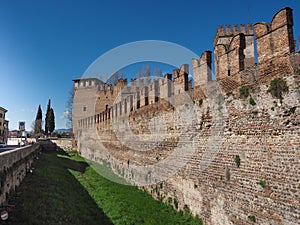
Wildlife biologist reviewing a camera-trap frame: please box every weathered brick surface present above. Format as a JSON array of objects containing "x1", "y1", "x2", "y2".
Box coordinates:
[
  {"x1": 73, "y1": 7, "x2": 300, "y2": 225},
  {"x1": 214, "y1": 24, "x2": 255, "y2": 85},
  {"x1": 254, "y1": 7, "x2": 295, "y2": 81},
  {"x1": 192, "y1": 51, "x2": 212, "y2": 93}
]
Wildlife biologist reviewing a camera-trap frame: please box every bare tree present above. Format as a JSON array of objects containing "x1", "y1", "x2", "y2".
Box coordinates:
[
  {"x1": 154, "y1": 68, "x2": 163, "y2": 77},
  {"x1": 134, "y1": 72, "x2": 139, "y2": 79},
  {"x1": 119, "y1": 71, "x2": 124, "y2": 80},
  {"x1": 104, "y1": 72, "x2": 108, "y2": 83},
  {"x1": 66, "y1": 87, "x2": 74, "y2": 130},
  {"x1": 140, "y1": 64, "x2": 150, "y2": 78},
  {"x1": 145, "y1": 64, "x2": 150, "y2": 78},
  {"x1": 110, "y1": 71, "x2": 117, "y2": 85},
  {"x1": 31, "y1": 120, "x2": 43, "y2": 135}
]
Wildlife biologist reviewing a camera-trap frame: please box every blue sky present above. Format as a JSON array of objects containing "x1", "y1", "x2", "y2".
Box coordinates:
[{"x1": 0, "y1": 0, "x2": 299, "y2": 130}]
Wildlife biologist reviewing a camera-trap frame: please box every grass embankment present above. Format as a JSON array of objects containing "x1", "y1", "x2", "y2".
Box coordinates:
[{"x1": 4, "y1": 151, "x2": 203, "y2": 225}]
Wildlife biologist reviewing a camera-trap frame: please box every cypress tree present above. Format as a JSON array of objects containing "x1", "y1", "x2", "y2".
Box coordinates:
[
  {"x1": 49, "y1": 108, "x2": 55, "y2": 134},
  {"x1": 45, "y1": 99, "x2": 51, "y2": 135},
  {"x1": 34, "y1": 105, "x2": 42, "y2": 135},
  {"x1": 36, "y1": 105, "x2": 42, "y2": 120}
]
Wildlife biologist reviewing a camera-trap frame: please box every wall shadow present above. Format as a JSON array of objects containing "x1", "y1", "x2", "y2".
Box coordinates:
[{"x1": 2, "y1": 150, "x2": 113, "y2": 225}]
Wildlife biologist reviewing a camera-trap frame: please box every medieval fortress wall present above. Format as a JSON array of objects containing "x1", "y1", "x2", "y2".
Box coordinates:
[{"x1": 73, "y1": 7, "x2": 300, "y2": 225}]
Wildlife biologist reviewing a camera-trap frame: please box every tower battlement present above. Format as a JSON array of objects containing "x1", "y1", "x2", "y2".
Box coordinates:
[{"x1": 214, "y1": 24, "x2": 254, "y2": 46}]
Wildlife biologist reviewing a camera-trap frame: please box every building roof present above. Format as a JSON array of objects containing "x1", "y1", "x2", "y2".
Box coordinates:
[{"x1": 0, "y1": 107, "x2": 7, "y2": 113}]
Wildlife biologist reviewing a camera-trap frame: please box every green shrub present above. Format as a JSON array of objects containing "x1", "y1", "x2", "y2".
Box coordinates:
[
  {"x1": 198, "y1": 98, "x2": 203, "y2": 106},
  {"x1": 160, "y1": 182, "x2": 163, "y2": 189},
  {"x1": 234, "y1": 155, "x2": 241, "y2": 168},
  {"x1": 249, "y1": 96, "x2": 256, "y2": 106},
  {"x1": 268, "y1": 78, "x2": 288, "y2": 99},
  {"x1": 289, "y1": 106, "x2": 296, "y2": 114},
  {"x1": 226, "y1": 91, "x2": 233, "y2": 97},
  {"x1": 239, "y1": 86, "x2": 250, "y2": 98},
  {"x1": 252, "y1": 110, "x2": 258, "y2": 115},
  {"x1": 248, "y1": 215, "x2": 256, "y2": 222},
  {"x1": 258, "y1": 180, "x2": 266, "y2": 188},
  {"x1": 173, "y1": 198, "x2": 179, "y2": 209}
]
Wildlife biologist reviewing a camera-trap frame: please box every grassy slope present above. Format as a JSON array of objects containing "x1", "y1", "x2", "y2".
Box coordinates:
[
  {"x1": 4, "y1": 151, "x2": 203, "y2": 225},
  {"x1": 4, "y1": 151, "x2": 112, "y2": 225}
]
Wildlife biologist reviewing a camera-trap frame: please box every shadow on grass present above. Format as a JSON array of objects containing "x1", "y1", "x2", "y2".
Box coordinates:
[{"x1": 2, "y1": 151, "x2": 113, "y2": 225}]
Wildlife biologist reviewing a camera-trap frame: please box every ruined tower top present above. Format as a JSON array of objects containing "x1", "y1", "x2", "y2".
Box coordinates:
[
  {"x1": 214, "y1": 24, "x2": 254, "y2": 46},
  {"x1": 214, "y1": 23, "x2": 255, "y2": 82}
]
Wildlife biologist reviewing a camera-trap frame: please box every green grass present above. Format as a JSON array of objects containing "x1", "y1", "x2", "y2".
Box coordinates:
[
  {"x1": 198, "y1": 98, "x2": 203, "y2": 107},
  {"x1": 5, "y1": 151, "x2": 112, "y2": 225},
  {"x1": 5, "y1": 151, "x2": 203, "y2": 225}
]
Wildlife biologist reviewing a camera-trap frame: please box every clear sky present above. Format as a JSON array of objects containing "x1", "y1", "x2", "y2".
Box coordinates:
[{"x1": 0, "y1": 0, "x2": 299, "y2": 130}]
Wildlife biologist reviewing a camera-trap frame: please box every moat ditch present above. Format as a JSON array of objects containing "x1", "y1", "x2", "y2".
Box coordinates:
[{"x1": 1, "y1": 150, "x2": 203, "y2": 225}]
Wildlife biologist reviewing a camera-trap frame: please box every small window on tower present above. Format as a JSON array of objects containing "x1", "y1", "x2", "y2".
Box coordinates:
[{"x1": 83, "y1": 105, "x2": 87, "y2": 112}]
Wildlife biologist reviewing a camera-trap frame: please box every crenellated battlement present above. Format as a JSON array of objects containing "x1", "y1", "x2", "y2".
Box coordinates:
[
  {"x1": 253, "y1": 7, "x2": 296, "y2": 80},
  {"x1": 74, "y1": 7, "x2": 300, "y2": 128},
  {"x1": 212, "y1": 7, "x2": 300, "y2": 92},
  {"x1": 214, "y1": 22, "x2": 255, "y2": 85},
  {"x1": 73, "y1": 77, "x2": 104, "y2": 90},
  {"x1": 214, "y1": 24, "x2": 254, "y2": 46},
  {"x1": 192, "y1": 51, "x2": 212, "y2": 94}
]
